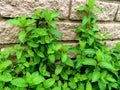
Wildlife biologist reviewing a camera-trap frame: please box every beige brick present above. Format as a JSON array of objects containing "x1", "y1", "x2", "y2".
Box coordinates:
[
  {"x1": 116, "y1": 5, "x2": 120, "y2": 21},
  {"x1": 0, "y1": 20, "x2": 120, "y2": 44},
  {"x1": 99, "y1": 23, "x2": 120, "y2": 39},
  {"x1": 0, "y1": 0, "x2": 70, "y2": 19},
  {"x1": 57, "y1": 22, "x2": 78, "y2": 40},
  {"x1": 58, "y1": 22, "x2": 120, "y2": 40},
  {"x1": 70, "y1": 0, "x2": 118, "y2": 21},
  {"x1": 106, "y1": 40, "x2": 120, "y2": 48},
  {"x1": 0, "y1": 20, "x2": 78, "y2": 44},
  {"x1": 0, "y1": 20, "x2": 19, "y2": 44}
]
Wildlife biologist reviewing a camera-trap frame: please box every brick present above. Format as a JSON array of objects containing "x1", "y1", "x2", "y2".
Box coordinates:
[
  {"x1": 58, "y1": 22, "x2": 120, "y2": 40},
  {"x1": 0, "y1": 0, "x2": 70, "y2": 19},
  {"x1": 0, "y1": 19, "x2": 19, "y2": 44},
  {"x1": 70, "y1": 0, "x2": 118, "y2": 21},
  {"x1": 57, "y1": 22, "x2": 78, "y2": 40},
  {"x1": 0, "y1": 19, "x2": 120, "y2": 44},
  {"x1": 106, "y1": 40, "x2": 120, "y2": 48},
  {"x1": 116, "y1": 5, "x2": 120, "y2": 21},
  {"x1": 99, "y1": 23, "x2": 120, "y2": 39}
]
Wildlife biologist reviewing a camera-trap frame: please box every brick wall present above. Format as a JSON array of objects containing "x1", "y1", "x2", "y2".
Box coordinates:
[{"x1": 0, "y1": 0, "x2": 120, "y2": 49}]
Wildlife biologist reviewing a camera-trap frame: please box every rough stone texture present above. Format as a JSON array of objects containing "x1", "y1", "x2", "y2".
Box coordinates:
[
  {"x1": 106, "y1": 40, "x2": 120, "y2": 48},
  {"x1": 0, "y1": 19, "x2": 20, "y2": 44},
  {"x1": 57, "y1": 22, "x2": 78, "y2": 40},
  {"x1": 1, "y1": 20, "x2": 120, "y2": 44},
  {"x1": 99, "y1": 23, "x2": 120, "y2": 39},
  {"x1": 58, "y1": 22, "x2": 120, "y2": 40},
  {"x1": 116, "y1": 5, "x2": 120, "y2": 21},
  {"x1": 70, "y1": 0, "x2": 118, "y2": 21},
  {"x1": 0, "y1": 0, "x2": 70, "y2": 19},
  {"x1": 0, "y1": 0, "x2": 120, "y2": 46}
]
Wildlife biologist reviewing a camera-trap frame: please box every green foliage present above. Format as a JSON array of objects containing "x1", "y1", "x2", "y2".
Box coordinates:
[
  {"x1": 1, "y1": 0, "x2": 120, "y2": 89},
  {"x1": 73, "y1": 0, "x2": 120, "y2": 89},
  {"x1": 0, "y1": 8, "x2": 73, "y2": 89}
]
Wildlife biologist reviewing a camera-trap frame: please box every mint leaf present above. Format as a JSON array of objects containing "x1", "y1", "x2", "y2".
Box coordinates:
[{"x1": 11, "y1": 78, "x2": 28, "y2": 87}]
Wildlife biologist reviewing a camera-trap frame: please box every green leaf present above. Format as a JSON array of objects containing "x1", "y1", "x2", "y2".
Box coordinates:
[
  {"x1": 51, "y1": 11, "x2": 60, "y2": 18},
  {"x1": 76, "y1": 6, "x2": 87, "y2": 12},
  {"x1": 61, "y1": 72, "x2": 68, "y2": 80},
  {"x1": 7, "y1": 19, "x2": 21, "y2": 26},
  {"x1": 20, "y1": 14, "x2": 27, "y2": 25},
  {"x1": 98, "y1": 80, "x2": 106, "y2": 90},
  {"x1": 49, "y1": 29, "x2": 62, "y2": 39},
  {"x1": 0, "y1": 72, "x2": 12, "y2": 82},
  {"x1": 79, "y1": 74, "x2": 88, "y2": 81},
  {"x1": 82, "y1": 16, "x2": 89, "y2": 25},
  {"x1": 0, "y1": 82, "x2": 4, "y2": 90},
  {"x1": 83, "y1": 49, "x2": 95, "y2": 56},
  {"x1": 39, "y1": 64, "x2": 50, "y2": 77},
  {"x1": 4, "y1": 87, "x2": 11, "y2": 90},
  {"x1": 48, "y1": 47, "x2": 54, "y2": 54},
  {"x1": 53, "y1": 86, "x2": 61, "y2": 90},
  {"x1": 86, "y1": 81, "x2": 92, "y2": 90},
  {"x1": 92, "y1": 69, "x2": 100, "y2": 82},
  {"x1": 79, "y1": 41, "x2": 86, "y2": 50},
  {"x1": 88, "y1": 0, "x2": 96, "y2": 7},
  {"x1": 54, "y1": 44, "x2": 62, "y2": 51},
  {"x1": 49, "y1": 22, "x2": 57, "y2": 28},
  {"x1": 18, "y1": 31, "x2": 26, "y2": 43},
  {"x1": 65, "y1": 58, "x2": 74, "y2": 67},
  {"x1": 61, "y1": 53, "x2": 68, "y2": 63},
  {"x1": 106, "y1": 74, "x2": 116, "y2": 82},
  {"x1": 76, "y1": 56, "x2": 84, "y2": 69},
  {"x1": 11, "y1": 78, "x2": 28, "y2": 87},
  {"x1": 49, "y1": 55, "x2": 55, "y2": 63},
  {"x1": 55, "y1": 65, "x2": 63, "y2": 75},
  {"x1": 96, "y1": 50, "x2": 103, "y2": 61},
  {"x1": 68, "y1": 81, "x2": 77, "y2": 89},
  {"x1": 27, "y1": 41, "x2": 39, "y2": 48},
  {"x1": 36, "y1": 84, "x2": 45, "y2": 90},
  {"x1": 99, "y1": 62, "x2": 116, "y2": 71},
  {"x1": 88, "y1": 37, "x2": 94, "y2": 45},
  {"x1": 43, "y1": 78, "x2": 55, "y2": 88},
  {"x1": 45, "y1": 36, "x2": 52, "y2": 43},
  {"x1": 1, "y1": 48, "x2": 10, "y2": 58},
  {"x1": 30, "y1": 72, "x2": 45, "y2": 85},
  {"x1": 90, "y1": 8, "x2": 102, "y2": 13},
  {"x1": 83, "y1": 58, "x2": 96, "y2": 66},
  {"x1": 37, "y1": 51, "x2": 45, "y2": 58},
  {"x1": 27, "y1": 49, "x2": 34, "y2": 57},
  {"x1": 26, "y1": 19, "x2": 36, "y2": 26},
  {"x1": 62, "y1": 82, "x2": 70, "y2": 90},
  {"x1": 16, "y1": 50, "x2": 22, "y2": 59},
  {"x1": 77, "y1": 83, "x2": 84, "y2": 90},
  {"x1": 0, "y1": 60, "x2": 12, "y2": 73},
  {"x1": 25, "y1": 72, "x2": 31, "y2": 83}
]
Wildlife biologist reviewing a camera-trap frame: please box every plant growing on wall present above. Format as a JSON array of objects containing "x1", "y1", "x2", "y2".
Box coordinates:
[
  {"x1": 0, "y1": 9, "x2": 74, "y2": 90},
  {"x1": 72, "y1": 0, "x2": 120, "y2": 89},
  {"x1": 0, "y1": 0, "x2": 120, "y2": 90}
]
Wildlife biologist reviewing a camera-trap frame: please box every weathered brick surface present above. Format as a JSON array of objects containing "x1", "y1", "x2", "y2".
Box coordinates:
[
  {"x1": 0, "y1": 0, "x2": 120, "y2": 46},
  {"x1": 99, "y1": 23, "x2": 120, "y2": 39},
  {"x1": 57, "y1": 22, "x2": 78, "y2": 40},
  {"x1": 70, "y1": 0, "x2": 118, "y2": 21},
  {"x1": 106, "y1": 40, "x2": 120, "y2": 48},
  {"x1": 0, "y1": 19, "x2": 19, "y2": 44},
  {"x1": 59, "y1": 22, "x2": 120, "y2": 40},
  {"x1": 1, "y1": 20, "x2": 120, "y2": 44},
  {"x1": 116, "y1": 5, "x2": 120, "y2": 21},
  {"x1": 0, "y1": 0, "x2": 70, "y2": 19}
]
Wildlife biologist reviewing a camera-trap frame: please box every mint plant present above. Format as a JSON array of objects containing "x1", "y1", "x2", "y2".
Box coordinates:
[
  {"x1": 0, "y1": 9, "x2": 74, "y2": 90},
  {"x1": 0, "y1": 0, "x2": 120, "y2": 90},
  {"x1": 72, "y1": 0, "x2": 120, "y2": 90}
]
